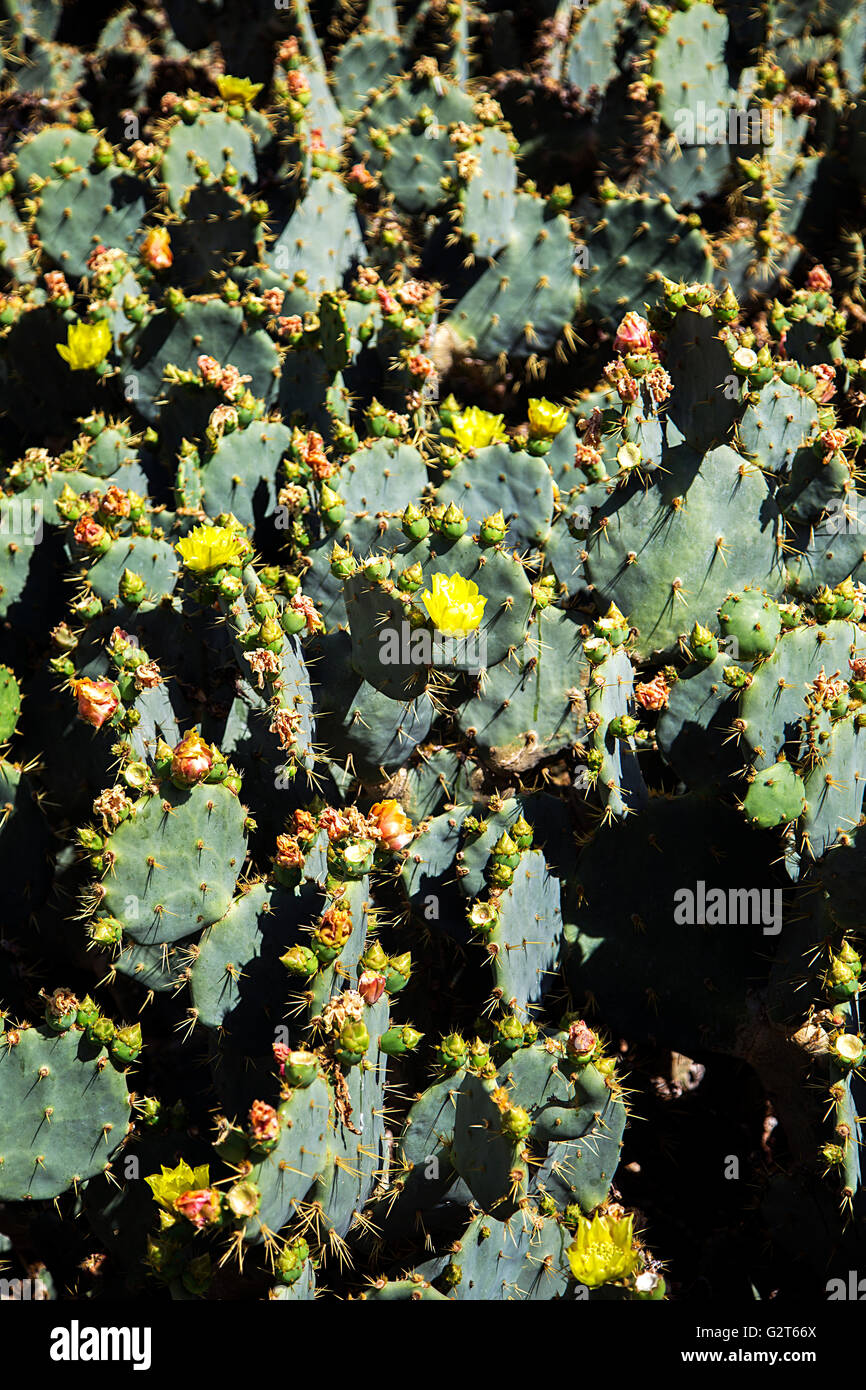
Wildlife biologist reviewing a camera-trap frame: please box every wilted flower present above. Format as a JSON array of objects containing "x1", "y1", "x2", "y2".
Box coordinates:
[
  {"x1": 398, "y1": 279, "x2": 428, "y2": 306},
  {"x1": 44, "y1": 270, "x2": 70, "y2": 299},
  {"x1": 173, "y1": 1188, "x2": 222, "y2": 1229},
  {"x1": 274, "y1": 834, "x2": 304, "y2": 873},
  {"x1": 288, "y1": 592, "x2": 324, "y2": 633},
  {"x1": 566, "y1": 1020, "x2": 597, "y2": 1057},
  {"x1": 140, "y1": 226, "x2": 173, "y2": 270},
  {"x1": 248, "y1": 1100, "x2": 280, "y2": 1144},
  {"x1": 286, "y1": 70, "x2": 311, "y2": 100},
  {"x1": 170, "y1": 731, "x2": 213, "y2": 786},
  {"x1": 374, "y1": 283, "x2": 399, "y2": 315},
  {"x1": 613, "y1": 312, "x2": 653, "y2": 355},
  {"x1": 407, "y1": 353, "x2": 436, "y2": 378},
  {"x1": 634, "y1": 674, "x2": 670, "y2": 710},
  {"x1": 197, "y1": 354, "x2": 222, "y2": 386},
  {"x1": 347, "y1": 162, "x2": 376, "y2": 190},
  {"x1": 369, "y1": 798, "x2": 414, "y2": 851},
  {"x1": 133, "y1": 661, "x2": 163, "y2": 691},
  {"x1": 813, "y1": 363, "x2": 836, "y2": 402},
  {"x1": 277, "y1": 314, "x2": 303, "y2": 338},
  {"x1": 262, "y1": 287, "x2": 285, "y2": 315},
  {"x1": 806, "y1": 265, "x2": 832, "y2": 292},
  {"x1": 99, "y1": 485, "x2": 131, "y2": 517},
  {"x1": 73, "y1": 515, "x2": 107, "y2": 548}
]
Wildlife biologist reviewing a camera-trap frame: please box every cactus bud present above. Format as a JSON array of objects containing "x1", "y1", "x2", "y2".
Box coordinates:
[{"x1": 379, "y1": 1023, "x2": 423, "y2": 1056}]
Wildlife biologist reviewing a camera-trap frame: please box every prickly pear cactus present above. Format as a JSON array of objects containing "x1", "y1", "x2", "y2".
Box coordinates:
[{"x1": 3, "y1": 0, "x2": 866, "y2": 1310}]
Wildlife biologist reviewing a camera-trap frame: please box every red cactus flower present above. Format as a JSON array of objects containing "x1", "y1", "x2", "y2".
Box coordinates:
[{"x1": 358, "y1": 970, "x2": 386, "y2": 1005}]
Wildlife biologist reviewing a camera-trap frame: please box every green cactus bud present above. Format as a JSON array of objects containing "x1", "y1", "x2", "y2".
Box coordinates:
[
  {"x1": 89, "y1": 916, "x2": 124, "y2": 947},
  {"x1": 486, "y1": 860, "x2": 514, "y2": 889},
  {"x1": 275, "y1": 1237, "x2": 310, "y2": 1286},
  {"x1": 379, "y1": 1024, "x2": 423, "y2": 1056},
  {"x1": 440, "y1": 502, "x2": 468, "y2": 539},
  {"x1": 688, "y1": 622, "x2": 718, "y2": 663},
  {"x1": 364, "y1": 555, "x2": 391, "y2": 582},
  {"x1": 280, "y1": 944, "x2": 319, "y2": 977},
  {"x1": 434, "y1": 1033, "x2": 468, "y2": 1073},
  {"x1": 494, "y1": 1015, "x2": 524, "y2": 1053},
  {"x1": 499, "y1": 1104, "x2": 531, "y2": 1141},
  {"x1": 824, "y1": 956, "x2": 860, "y2": 1002},
  {"x1": 397, "y1": 562, "x2": 424, "y2": 592},
  {"x1": 839, "y1": 939, "x2": 862, "y2": 978},
  {"x1": 467, "y1": 1037, "x2": 492, "y2": 1071},
  {"x1": 385, "y1": 951, "x2": 412, "y2": 993},
  {"x1": 608, "y1": 714, "x2": 639, "y2": 739},
  {"x1": 361, "y1": 939, "x2": 389, "y2": 973},
  {"x1": 75, "y1": 995, "x2": 100, "y2": 1029},
  {"x1": 547, "y1": 183, "x2": 573, "y2": 212},
  {"x1": 282, "y1": 1051, "x2": 319, "y2": 1088},
  {"x1": 491, "y1": 831, "x2": 520, "y2": 870},
  {"x1": 438, "y1": 394, "x2": 459, "y2": 429},
  {"x1": 329, "y1": 541, "x2": 357, "y2": 579},
  {"x1": 583, "y1": 637, "x2": 611, "y2": 667},
  {"x1": 87, "y1": 1015, "x2": 116, "y2": 1048},
  {"x1": 594, "y1": 603, "x2": 629, "y2": 646},
  {"x1": 462, "y1": 815, "x2": 488, "y2": 838},
  {"x1": 714, "y1": 284, "x2": 739, "y2": 324},
  {"x1": 334, "y1": 1019, "x2": 370, "y2": 1066},
  {"x1": 532, "y1": 575, "x2": 558, "y2": 610},
  {"x1": 510, "y1": 814, "x2": 533, "y2": 850},
  {"x1": 111, "y1": 1023, "x2": 143, "y2": 1064},
  {"x1": 320, "y1": 483, "x2": 345, "y2": 525},
  {"x1": 480, "y1": 510, "x2": 507, "y2": 544},
  {"x1": 722, "y1": 665, "x2": 752, "y2": 690},
  {"x1": 119, "y1": 568, "x2": 147, "y2": 606}
]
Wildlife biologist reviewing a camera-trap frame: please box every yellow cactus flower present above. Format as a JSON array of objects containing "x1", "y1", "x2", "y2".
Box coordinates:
[
  {"x1": 421, "y1": 572, "x2": 486, "y2": 634},
  {"x1": 56, "y1": 319, "x2": 113, "y2": 371},
  {"x1": 145, "y1": 1160, "x2": 210, "y2": 1209},
  {"x1": 566, "y1": 1211, "x2": 638, "y2": 1288},
  {"x1": 175, "y1": 523, "x2": 245, "y2": 574},
  {"x1": 442, "y1": 405, "x2": 507, "y2": 451},
  {"x1": 216, "y1": 75, "x2": 264, "y2": 106},
  {"x1": 527, "y1": 397, "x2": 569, "y2": 440}
]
